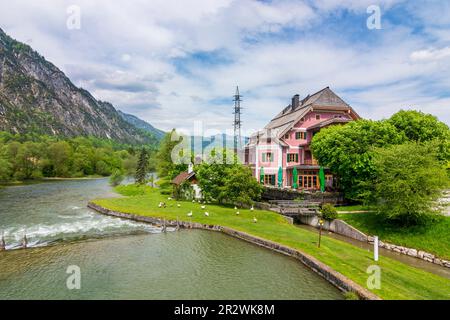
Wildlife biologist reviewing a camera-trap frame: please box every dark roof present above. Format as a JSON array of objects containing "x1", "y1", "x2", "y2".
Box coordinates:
[
  {"x1": 171, "y1": 171, "x2": 196, "y2": 185},
  {"x1": 264, "y1": 87, "x2": 360, "y2": 137}
]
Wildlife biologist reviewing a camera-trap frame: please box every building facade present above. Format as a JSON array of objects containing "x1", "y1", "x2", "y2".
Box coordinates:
[{"x1": 244, "y1": 87, "x2": 360, "y2": 190}]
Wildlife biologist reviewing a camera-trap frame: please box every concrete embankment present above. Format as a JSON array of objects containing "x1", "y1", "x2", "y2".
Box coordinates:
[{"x1": 87, "y1": 202, "x2": 381, "y2": 300}]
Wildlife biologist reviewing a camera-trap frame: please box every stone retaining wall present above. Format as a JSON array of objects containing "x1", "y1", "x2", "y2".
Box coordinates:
[
  {"x1": 296, "y1": 212, "x2": 450, "y2": 269},
  {"x1": 367, "y1": 236, "x2": 450, "y2": 268},
  {"x1": 87, "y1": 202, "x2": 380, "y2": 300}
]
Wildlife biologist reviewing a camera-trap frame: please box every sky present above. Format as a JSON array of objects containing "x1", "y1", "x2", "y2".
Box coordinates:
[{"x1": 0, "y1": 0, "x2": 449, "y2": 136}]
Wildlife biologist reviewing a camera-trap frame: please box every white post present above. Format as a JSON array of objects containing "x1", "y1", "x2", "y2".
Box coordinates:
[{"x1": 374, "y1": 236, "x2": 379, "y2": 262}]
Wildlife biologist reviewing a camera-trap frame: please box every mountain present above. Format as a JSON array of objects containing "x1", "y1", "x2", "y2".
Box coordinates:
[
  {"x1": 0, "y1": 28, "x2": 161, "y2": 145},
  {"x1": 118, "y1": 110, "x2": 165, "y2": 140}
]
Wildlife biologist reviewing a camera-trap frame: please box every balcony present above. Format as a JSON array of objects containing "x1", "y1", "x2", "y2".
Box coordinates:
[{"x1": 301, "y1": 159, "x2": 318, "y2": 166}]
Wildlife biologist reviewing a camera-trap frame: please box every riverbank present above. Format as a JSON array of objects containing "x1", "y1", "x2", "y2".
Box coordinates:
[{"x1": 91, "y1": 186, "x2": 450, "y2": 300}]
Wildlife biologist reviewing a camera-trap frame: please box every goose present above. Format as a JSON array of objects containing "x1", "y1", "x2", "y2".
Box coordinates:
[
  {"x1": 158, "y1": 202, "x2": 163, "y2": 208},
  {"x1": 192, "y1": 200, "x2": 196, "y2": 203},
  {"x1": 201, "y1": 205, "x2": 206, "y2": 209},
  {"x1": 250, "y1": 206, "x2": 254, "y2": 211},
  {"x1": 204, "y1": 212, "x2": 209, "y2": 217},
  {"x1": 236, "y1": 211, "x2": 240, "y2": 215},
  {"x1": 177, "y1": 204, "x2": 181, "y2": 208},
  {"x1": 167, "y1": 197, "x2": 172, "y2": 200},
  {"x1": 253, "y1": 217, "x2": 258, "y2": 223},
  {"x1": 234, "y1": 206, "x2": 238, "y2": 210},
  {"x1": 187, "y1": 211, "x2": 193, "y2": 217}
]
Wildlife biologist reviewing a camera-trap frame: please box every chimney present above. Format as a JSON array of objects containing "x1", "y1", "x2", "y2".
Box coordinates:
[{"x1": 292, "y1": 94, "x2": 300, "y2": 109}]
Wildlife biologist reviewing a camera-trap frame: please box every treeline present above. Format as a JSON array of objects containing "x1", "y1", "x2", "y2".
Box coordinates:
[{"x1": 0, "y1": 131, "x2": 156, "y2": 182}]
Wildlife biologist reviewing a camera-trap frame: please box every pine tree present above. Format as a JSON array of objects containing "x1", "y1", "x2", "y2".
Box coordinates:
[{"x1": 135, "y1": 148, "x2": 149, "y2": 184}]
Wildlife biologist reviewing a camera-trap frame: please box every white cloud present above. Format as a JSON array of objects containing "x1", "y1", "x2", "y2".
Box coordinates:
[
  {"x1": 0, "y1": 0, "x2": 449, "y2": 133},
  {"x1": 410, "y1": 47, "x2": 450, "y2": 62}
]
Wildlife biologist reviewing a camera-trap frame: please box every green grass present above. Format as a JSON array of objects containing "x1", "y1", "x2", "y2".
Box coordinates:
[
  {"x1": 92, "y1": 186, "x2": 450, "y2": 300},
  {"x1": 337, "y1": 205, "x2": 374, "y2": 212},
  {"x1": 339, "y1": 213, "x2": 450, "y2": 260}
]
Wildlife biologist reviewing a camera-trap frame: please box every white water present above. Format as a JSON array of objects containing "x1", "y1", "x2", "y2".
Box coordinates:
[{"x1": 0, "y1": 179, "x2": 173, "y2": 250}]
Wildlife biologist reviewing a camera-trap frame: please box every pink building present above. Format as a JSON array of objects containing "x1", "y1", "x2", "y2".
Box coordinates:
[{"x1": 244, "y1": 87, "x2": 360, "y2": 190}]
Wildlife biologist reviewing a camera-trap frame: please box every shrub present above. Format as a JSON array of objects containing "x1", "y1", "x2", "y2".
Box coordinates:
[
  {"x1": 344, "y1": 291, "x2": 359, "y2": 300},
  {"x1": 321, "y1": 203, "x2": 338, "y2": 220},
  {"x1": 109, "y1": 169, "x2": 125, "y2": 187}
]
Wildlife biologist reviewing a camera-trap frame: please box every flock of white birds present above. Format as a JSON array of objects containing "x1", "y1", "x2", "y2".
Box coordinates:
[{"x1": 158, "y1": 197, "x2": 258, "y2": 222}]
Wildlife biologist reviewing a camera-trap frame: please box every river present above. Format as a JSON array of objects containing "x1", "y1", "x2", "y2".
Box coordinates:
[{"x1": 0, "y1": 179, "x2": 342, "y2": 299}]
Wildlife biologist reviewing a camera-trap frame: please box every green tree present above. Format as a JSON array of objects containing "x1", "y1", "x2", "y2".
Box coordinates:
[
  {"x1": 372, "y1": 142, "x2": 449, "y2": 225},
  {"x1": 219, "y1": 165, "x2": 263, "y2": 206},
  {"x1": 47, "y1": 141, "x2": 72, "y2": 177},
  {"x1": 310, "y1": 119, "x2": 405, "y2": 201},
  {"x1": 389, "y1": 110, "x2": 450, "y2": 162},
  {"x1": 195, "y1": 148, "x2": 236, "y2": 202},
  {"x1": 109, "y1": 169, "x2": 125, "y2": 187},
  {"x1": 135, "y1": 148, "x2": 149, "y2": 184},
  {"x1": 155, "y1": 130, "x2": 188, "y2": 179}
]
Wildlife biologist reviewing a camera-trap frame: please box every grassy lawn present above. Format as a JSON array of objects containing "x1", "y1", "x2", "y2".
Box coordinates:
[
  {"x1": 337, "y1": 204, "x2": 374, "y2": 212},
  {"x1": 92, "y1": 186, "x2": 450, "y2": 300},
  {"x1": 339, "y1": 213, "x2": 450, "y2": 260}
]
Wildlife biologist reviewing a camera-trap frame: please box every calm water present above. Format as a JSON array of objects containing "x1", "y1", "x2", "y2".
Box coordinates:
[{"x1": 0, "y1": 179, "x2": 342, "y2": 299}]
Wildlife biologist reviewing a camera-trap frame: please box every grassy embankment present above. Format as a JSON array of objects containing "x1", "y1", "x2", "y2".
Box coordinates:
[
  {"x1": 92, "y1": 185, "x2": 450, "y2": 300},
  {"x1": 339, "y1": 212, "x2": 450, "y2": 260}
]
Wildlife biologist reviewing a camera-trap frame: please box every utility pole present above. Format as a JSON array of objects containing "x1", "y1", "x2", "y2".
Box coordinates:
[{"x1": 233, "y1": 86, "x2": 242, "y2": 155}]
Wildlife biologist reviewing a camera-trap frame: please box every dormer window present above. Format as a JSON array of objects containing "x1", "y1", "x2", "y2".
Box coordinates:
[
  {"x1": 315, "y1": 114, "x2": 321, "y2": 120},
  {"x1": 300, "y1": 117, "x2": 305, "y2": 121},
  {"x1": 284, "y1": 133, "x2": 289, "y2": 139}
]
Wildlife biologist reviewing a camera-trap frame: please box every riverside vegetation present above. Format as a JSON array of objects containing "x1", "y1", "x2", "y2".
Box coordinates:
[{"x1": 0, "y1": 131, "x2": 155, "y2": 183}]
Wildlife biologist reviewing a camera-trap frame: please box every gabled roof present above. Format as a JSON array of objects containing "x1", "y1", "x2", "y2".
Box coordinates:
[
  {"x1": 172, "y1": 171, "x2": 196, "y2": 185},
  {"x1": 264, "y1": 87, "x2": 360, "y2": 138}
]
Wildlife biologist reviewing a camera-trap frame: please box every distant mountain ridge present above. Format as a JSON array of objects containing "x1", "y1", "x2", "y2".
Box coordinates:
[
  {"x1": 118, "y1": 110, "x2": 165, "y2": 140},
  {"x1": 0, "y1": 28, "x2": 162, "y2": 145}
]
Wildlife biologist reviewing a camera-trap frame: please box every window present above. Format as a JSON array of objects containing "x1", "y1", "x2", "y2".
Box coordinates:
[
  {"x1": 315, "y1": 114, "x2": 321, "y2": 120},
  {"x1": 300, "y1": 117, "x2": 305, "y2": 121},
  {"x1": 264, "y1": 174, "x2": 275, "y2": 186},
  {"x1": 284, "y1": 133, "x2": 289, "y2": 139},
  {"x1": 262, "y1": 152, "x2": 273, "y2": 162},
  {"x1": 287, "y1": 153, "x2": 299, "y2": 163},
  {"x1": 295, "y1": 132, "x2": 306, "y2": 140}
]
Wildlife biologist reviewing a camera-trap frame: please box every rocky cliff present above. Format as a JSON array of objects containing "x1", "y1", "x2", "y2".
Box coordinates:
[{"x1": 0, "y1": 28, "x2": 160, "y2": 145}]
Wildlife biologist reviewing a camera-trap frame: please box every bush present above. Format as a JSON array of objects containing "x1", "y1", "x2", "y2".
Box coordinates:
[
  {"x1": 321, "y1": 203, "x2": 338, "y2": 220},
  {"x1": 109, "y1": 169, "x2": 125, "y2": 187},
  {"x1": 344, "y1": 291, "x2": 359, "y2": 300}
]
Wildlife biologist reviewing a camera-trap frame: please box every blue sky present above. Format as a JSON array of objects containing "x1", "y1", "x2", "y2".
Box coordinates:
[{"x1": 0, "y1": 0, "x2": 449, "y2": 135}]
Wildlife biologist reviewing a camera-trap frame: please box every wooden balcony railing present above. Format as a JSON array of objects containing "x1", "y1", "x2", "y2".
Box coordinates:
[{"x1": 301, "y1": 159, "x2": 318, "y2": 165}]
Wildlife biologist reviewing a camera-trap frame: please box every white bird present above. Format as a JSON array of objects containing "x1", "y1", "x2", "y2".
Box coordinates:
[
  {"x1": 250, "y1": 206, "x2": 254, "y2": 211},
  {"x1": 236, "y1": 211, "x2": 240, "y2": 215},
  {"x1": 187, "y1": 211, "x2": 193, "y2": 217},
  {"x1": 158, "y1": 202, "x2": 163, "y2": 208},
  {"x1": 204, "y1": 212, "x2": 209, "y2": 217},
  {"x1": 177, "y1": 204, "x2": 181, "y2": 208},
  {"x1": 234, "y1": 206, "x2": 238, "y2": 210},
  {"x1": 192, "y1": 200, "x2": 196, "y2": 203},
  {"x1": 253, "y1": 217, "x2": 258, "y2": 223},
  {"x1": 167, "y1": 197, "x2": 172, "y2": 200},
  {"x1": 201, "y1": 205, "x2": 206, "y2": 209}
]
